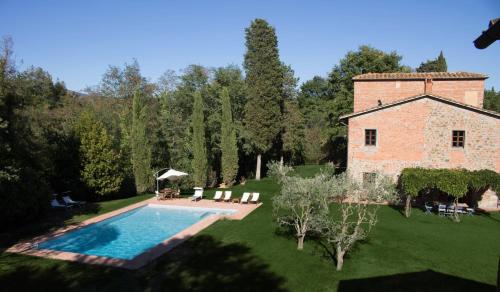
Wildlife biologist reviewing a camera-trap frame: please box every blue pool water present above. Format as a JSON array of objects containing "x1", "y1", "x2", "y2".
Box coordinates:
[{"x1": 38, "y1": 204, "x2": 235, "y2": 260}]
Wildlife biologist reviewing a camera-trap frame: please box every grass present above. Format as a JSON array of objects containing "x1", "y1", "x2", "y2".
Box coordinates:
[{"x1": 0, "y1": 166, "x2": 499, "y2": 291}]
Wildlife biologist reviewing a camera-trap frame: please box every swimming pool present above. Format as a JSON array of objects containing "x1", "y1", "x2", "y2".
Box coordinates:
[{"x1": 37, "y1": 204, "x2": 235, "y2": 260}]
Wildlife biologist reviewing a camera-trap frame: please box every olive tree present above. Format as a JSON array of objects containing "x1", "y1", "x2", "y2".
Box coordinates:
[
  {"x1": 314, "y1": 172, "x2": 397, "y2": 271},
  {"x1": 269, "y1": 162, "x2": 330, "y2": 250}
]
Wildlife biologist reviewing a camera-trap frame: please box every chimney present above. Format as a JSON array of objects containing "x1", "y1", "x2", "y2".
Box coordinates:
[{"x1": 424, "y1": 78, "x2": 433, "y2": 94}]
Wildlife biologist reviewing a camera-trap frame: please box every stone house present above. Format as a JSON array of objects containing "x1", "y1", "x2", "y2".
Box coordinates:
[{"x1": 339, "y1": 72, "x2": 500, "y2": 208}]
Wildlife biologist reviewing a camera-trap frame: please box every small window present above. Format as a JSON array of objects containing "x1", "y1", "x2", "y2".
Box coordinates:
[
  {"x1": 363, "y1": 172, "x2": 377, "y2": 188},
  {"x1": 452, "y1": 130, "x2": 465, "y2": 148},
  {"x1": 365, "y1": 129, "x2": 377, "y2": 146}
]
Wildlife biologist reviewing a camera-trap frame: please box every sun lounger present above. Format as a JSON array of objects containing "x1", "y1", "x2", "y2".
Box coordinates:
[
  {"x1": 213, "y1": 191, "x2": 223, "y2": 201},
  {"x1": 250, "y1": 192, "x2": 260, "y2": 204},
  {"x1": 191, "y1": 188, "x2": 203, "y2": 201},
  {"x1": 241, "y1": 192, "x2": 251, "y2": 204},
  {"x1": 51, "y1": 199, "x2": 71, "y2": 209},
  {"x1": 62, "y1": 196, "x2": 85, "y2": 206},
  {"x1": 223, "y1": 191, "x2": 232, "y2": 202}
]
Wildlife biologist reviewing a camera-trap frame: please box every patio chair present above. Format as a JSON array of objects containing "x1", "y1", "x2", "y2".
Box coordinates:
[
  {"x1": 62, "y1": 196, "x2": 85, "y2": 207},
  {"x1": 191, "y1": 188, "x2": 203, "y2": 201},
  {"x1": 423, "y1": 202, "x2": 433, "y2": 214},
  {"x1": 250, "y1": 192, "x2": 260, "y2": 204},
  {"x1": 51, "y1": 199, "x2": 71, "y2": 209},
  {"x1": 466, "y1": 207, "x2": 475, "y2": 216},
  {"x1": 445, "y1": 204, "x2": 456, "y2": 216},
  {"x1": 223, "y1": 191, "x2": 232, "y2": 202},
  {"x1": 213, "y1": 191, "x2": 223, "y2": 202},
  {"x1": 437, "y1": 204, "x2": 447, "y2": 216},
  {"x1": 241, "y1": 192, "x2": 251, "y2": 204}
]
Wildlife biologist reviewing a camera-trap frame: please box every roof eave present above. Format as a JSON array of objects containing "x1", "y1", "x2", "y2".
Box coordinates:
[{"x1": 338, "y1": 94, "x2": 500, "y2": 121}]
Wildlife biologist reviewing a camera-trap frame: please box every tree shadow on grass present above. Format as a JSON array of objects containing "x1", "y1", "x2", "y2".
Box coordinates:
[
  {"x1": 0, "y1": 235, "x2": 287, "y2": 292},
  {"x1": 144, "y1": 235, "x2": 287, "y2": 291},
  {"x1": 0, "y1": 252, "x2": 136, "y2": 292},
  {"x1": 337, "y1": 269, "x2": 496, "y2": 292},
  {"x1": 0, "y1": 203, "x2": 101, "y2": 248}
]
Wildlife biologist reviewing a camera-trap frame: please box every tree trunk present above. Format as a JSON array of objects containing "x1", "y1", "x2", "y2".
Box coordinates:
[
  {"x1": 279, "y1": 155, "x2": 284, "y2": 169},
  {"x1": 297, "y1": 234, "x2": 305, "y2": 250},
  {"x1": 405, "y1": 195, "x2": 412, "y2": 218},
  {"x1": 453, "y1": 197, "x2": 460, "y2": 222},
  {"x1": 255, "y1": 154, "x2": 261, "y2": 180},
  {"x1": 336, "y1": 248, "x2": 345, "y2": 271}
]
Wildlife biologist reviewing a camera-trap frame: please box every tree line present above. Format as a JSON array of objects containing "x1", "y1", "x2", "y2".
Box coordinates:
[{"x1": 1, "y1": 19, "x2": 498, "y2": 227}]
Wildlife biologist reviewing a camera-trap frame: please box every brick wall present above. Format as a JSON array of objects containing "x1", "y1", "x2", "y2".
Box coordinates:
[
  {"x1": 347, "y1": 98, "x2": 500, "y2": 182},
  {"x1": 353, "y1": 79, "x2": 485, "y2": 111}
]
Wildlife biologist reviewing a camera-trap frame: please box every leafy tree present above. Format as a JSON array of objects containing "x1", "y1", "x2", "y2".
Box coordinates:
[
  {"x1": 484, "y1": 87, "x2": 500, "y2": 113},
  {"x1": 211, "y1": 65, "x2": 247, "y2": 123},
  {"x1": 313, "y1": 172, "x2": 396, "y2": 271},
  {"x1": 191, "y1": 91, "x2": 207, "y2": 187},
  {"x1": 269, "y1": 162, "x2": 330, "y2": 250},
  {"x1": 416, "y1": 51, "x2": 448, "y2": 72},
  {"x1": 303, "y1": 125, "x2": 326, "y2": 163},
  {"x1": 329, "y1": 45, "x2": 409, "y2": 95},
  {"x1": 131, "y1": 90, "x2": 152, "y2": 193},
  {"x1": 299, "y1": 46, "x2": 409, "y2": 166},
  {"x1": 75, "y1": 111, "x2": 123, "y2": 197},
  {"x1": 243, "y1": 19, "x2": 284, "y2": 180},
  {"x1": 298, "y1": 76, "x2": 332, "y2": 112},
  {"x1": 88, "y1": 59, "x2": 154, "y2": 99},
  {"x1": 0, "y1": 37, "x2": 55, "y2": 226},
  {"x1": 220, "y1": 87, "x2": 238, "y2": 186},
  {"x1": 282, "y1": 100, "x2": 304, "y2": 164}
]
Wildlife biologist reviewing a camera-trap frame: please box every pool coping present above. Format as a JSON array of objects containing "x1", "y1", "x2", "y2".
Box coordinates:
[{"x1": 6, "y1": 197, "x2": 262, "y2": 269}]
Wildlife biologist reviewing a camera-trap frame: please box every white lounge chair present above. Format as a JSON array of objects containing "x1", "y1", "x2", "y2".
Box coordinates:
[
  {"x1": 223, "y1": 191, "x2": 232, "y2": 202},
  {"x1": 51, "y1": 199, "x2": 71, "y2": 209},
  {"x1": 250, "y1": 192, "x2": 260, "y2": 204},
  {"x1": 191, "y1": 187, "x2": 203, "y2": 201},
  {"x1": 62, "y1": 196, "x2": 85, "y2": 206},
  {"x1": 213, "y1": 191, "x2": 223, "y2": 202},
  {"x1": 241, "y1": 192, "x2": 251, "y2": 204}
]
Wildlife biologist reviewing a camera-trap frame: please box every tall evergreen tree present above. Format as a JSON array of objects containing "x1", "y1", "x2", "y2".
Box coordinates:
[
  {"x1": 416, "y1": 51, "x2": 447, "y2": 72},
  {"x1": 243, "y1": 18, "x2": 284, "y2": 180},
  {"x1": 76, "y1": 111, "x2": 123, "y2": 197},
  {"x1": 191, "y1": 91, "x2": 207, "y2": 187},
  {"x1": 220, "y1": 87, "x2": 238, "y2": 185},
  {"x1": 131, "y1": 90, "x2": 152, "y2": 193}
]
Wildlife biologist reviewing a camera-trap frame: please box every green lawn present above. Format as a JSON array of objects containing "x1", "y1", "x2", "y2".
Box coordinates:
[{"x1": 0, "y1": 166, "x2": 498, "y2": 291}]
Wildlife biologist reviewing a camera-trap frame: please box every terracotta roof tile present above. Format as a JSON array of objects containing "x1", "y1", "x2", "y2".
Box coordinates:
[{"x1": 352, "y1": 72, "x2": 488, "y2": 80}]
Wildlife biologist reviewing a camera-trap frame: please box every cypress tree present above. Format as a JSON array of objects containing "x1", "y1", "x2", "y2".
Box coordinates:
[
  {"x1": 191, "y1": 91, "x2": 207, "y2": 187},
  {"x1": 436, "y1": 51, "x2": 448, "y2": 72},
  {"x1": 220, "y1": 87, "x2": 238, "y2": 186},
  {"x1": 131, "y1": 90, "x2": 152, "y2": 193},
  {"x1": 243, "y1": 18, "x2": 284, "y2": 180}
]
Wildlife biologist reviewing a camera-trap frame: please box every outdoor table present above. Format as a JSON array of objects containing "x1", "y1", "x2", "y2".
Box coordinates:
[{"x1": 232, "y1": 198, "x2": 240, "y2": 204}]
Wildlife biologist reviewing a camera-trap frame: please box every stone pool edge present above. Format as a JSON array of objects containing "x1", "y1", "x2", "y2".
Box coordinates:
[{"x1": 6, "y1": 198, "x2": 262, "y2": 269}]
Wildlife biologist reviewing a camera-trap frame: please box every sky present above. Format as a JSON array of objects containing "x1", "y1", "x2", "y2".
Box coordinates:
[{"x1": 1, "y1": 0, "x2": 499, "y2": 91}]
